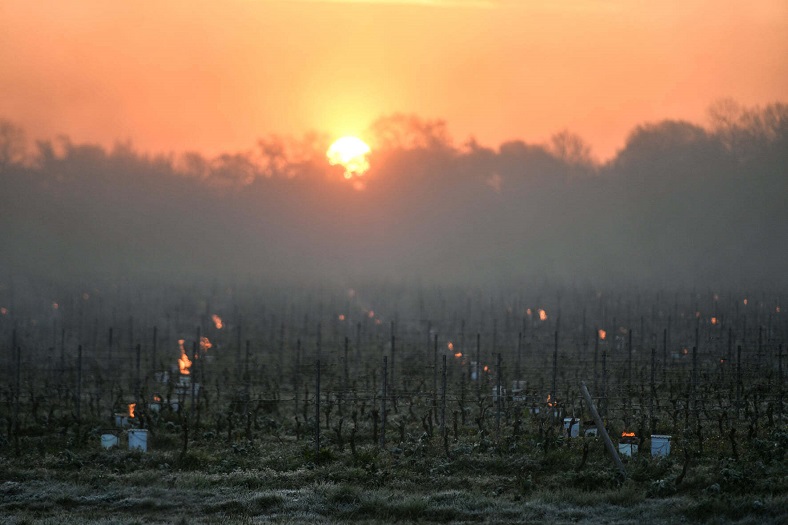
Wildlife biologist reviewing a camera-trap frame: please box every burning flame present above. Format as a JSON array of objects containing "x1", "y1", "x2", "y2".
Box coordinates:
[
  {"x1": 598, "y1": 329, "x2": 607, "y2": 340},
  {"x1": 483, "y1": 365, "x2": 489, "y2": 372},
  {"x1": 211, "y1": 314, "x2": 223, "y2": 329},
  {"x1": 454, "y1": 352, "x2": 463, "y2": 358},
  {"x1": 743, "y1": 298, "x2": 748, "y2": 305},
  {"x1": 777, "y1": 307, "x2": 781, "y2": 313},
  {"x1": 447, "y1": 342, "x2": 454, "y2": 351},
  {"x1": 526, "y1": 308, "x2": 532, "y2": 316},
  {"x1": 338, "y1": 314, "x2": 346, "y2": 321},
  {"x1": 711, "y1": 317, "x2": 718, "y2": 325},
  {"x1": 327, "y1": 136, "x2": 371, "y2": 179},
  {"x1": 200, "y1": 336, "x2": 213, "y2": 352},
  {"x1": 538, "y1": 309, "x2": 547, "y2": 321},
  {"x1": 621, "y1": 431, "x2": 635, "y2": 437},
  {"x1": 178, "y1": 339, "x2": 192, "y2": 375},
  {"x1": 546, "y1": 394, "x2": 556, "y2": 407},
  {"x1": 128, "y1": 403, "x2": 136, "y2": 418},
  {"x1": 368, "y1": 310, "x2": 375, "y2": 318},
  {"x1": 153, "y1": 395, "x2": 162, "y2": 403},
  {"x1": 682, "y1": 348, "x2": 689, "y2": 355}
]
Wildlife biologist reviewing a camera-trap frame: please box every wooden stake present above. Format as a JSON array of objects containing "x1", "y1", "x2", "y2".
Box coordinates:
[{"x1": 580, "y1": 382, "x2": 626, "y2": 479}]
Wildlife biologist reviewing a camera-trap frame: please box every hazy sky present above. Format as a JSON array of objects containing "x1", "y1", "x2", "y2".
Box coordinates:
[{"x1": 1, "y1": 0, "x2": 785, "y2": 159}]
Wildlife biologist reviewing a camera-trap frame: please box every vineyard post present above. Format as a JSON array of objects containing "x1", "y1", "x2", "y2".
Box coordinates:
[
  {"x1": 778, "y1": 344, "x2": 783, "y2": 426},
  {"x1": 593, "y1": 327, "x2": 599, "y2": 392},
  {"x1": 601, "y1": 348, "x2": 608, "y2": 418},
  {"x1": 381, "y1": 355, "x2": 387, "y2": 448},
  {"x1": 580, "y1": 382, "x2": 626, "y2": 479},
  {"x1": 736, "y1": 345, "x2": 742, "y2": 420},
  {"x1": 475, "y1": 332, "x2": 481, "y2": 400},
  {"x1": 496, "y1": 353, "x2": 502, "y2": 439},
  {"x1": 650, "y1": 346, "x2": 656, "y2": 435},
  {"x1": 152, "y1": 326, "x2": 158, "y2": 373},
  {"x1": 552, "y1": 330, "x2": 558, "y2": 408},
  {"x1": 76, "y1": 344, "x2": 83, "y2": 435},
  {"x1": 315, "y1": 359, "x2": 320, "y2": 458},
  {"x1": 13, "y1": 329, "x2": 20, "y2": 456},
  {"x1": 441, "y1": 354, "x2": 447, "y2": 449},
  {"x1": 135, "y1": 343, "x2": 141, "y2": 401},
  {"x1": 343, "y1": 336, "x2": 349, "y2": 393},
  {"x1": 433, "y1": 333, "x2": 438, "y2": 424},
  {"x1": 516, "y1": 331, "x2": 522, "y2": 381}
]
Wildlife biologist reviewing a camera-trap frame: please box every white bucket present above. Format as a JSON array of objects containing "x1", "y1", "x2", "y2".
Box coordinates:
[
  {"x1": 149, "y1": 402, "x2": 161, "y2": 413},
  {"x1": 101, "y1": 433, "x2": 119, "y2": 449},
  {"x1": 584, "y1": 426, "x2": 598, "y2": 437},
  {"x1": 651, "y1": 435, "x2": 671, "y2": 457},
  {"x1": 114, "y1": 413, "x2": 129, "y2": 428},
  {"x1": 618, "y1": 442, "x2": 638, "y2": 458},
  {"x1": 563, "y1": 417, "x2": 580, "y2": 438},
  {"x1": 128, "y1": 429, "x2": 148, "y2": 452}
]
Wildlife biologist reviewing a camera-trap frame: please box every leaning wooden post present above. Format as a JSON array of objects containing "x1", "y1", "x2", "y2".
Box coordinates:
[
  {"x1": 441, "y1": 354, "x2": 447, "y2": 444},
  {"x1": 580, "y1": 381, "x2": 626, "y2": 479}
]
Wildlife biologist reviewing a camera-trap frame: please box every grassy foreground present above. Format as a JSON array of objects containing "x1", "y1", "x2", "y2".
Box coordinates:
[{"x1": 1, "y1": 426, "x2": 786, "y2": 524}]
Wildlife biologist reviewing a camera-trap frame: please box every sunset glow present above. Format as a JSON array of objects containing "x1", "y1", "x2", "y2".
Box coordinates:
[{"x1": 327, "y1": 136, "x2": 371, "y2": 179}]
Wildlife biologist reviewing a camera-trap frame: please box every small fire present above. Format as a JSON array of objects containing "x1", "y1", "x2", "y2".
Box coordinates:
[
  {"x1": 711, "y1": 317, "x2": 718, "y2": 325},
  {"x1": 178, "y1": 339, "x2": 192, "y2": 375},
  {"x1": 526, "y1": 308, "x2": 532, "y2": 316},
  {"x1": 338, "y1": 314, "x2": 346, "y2": 321},
  {"x1": 200, "y1": 336, "x2": 213, "y2": 352},
  {"x1": 368, "y1": 310, "x2": 375, "y2": 318},
  {"x1": 598, "y1": 329, "x2": 607, "y2": 340},
  {"x1": 719, "y1": 358, "x2": 727, "y2": 364},
  {"x1": 483, "y1": 365, "x2": 489, "y2": 372},
  {"x1": 621, "y1": 431, "x2": 635, "y2": 438},
  {"x1": 682, "y1": 348, "x2": 689, "y2": 355},
  {"x1": 743, "y1": 298, "x2": 748, "y2": 305},
  {"x1": 454, "y1": 352, "x2": 463, "y2": 358},
  {"x1": 0, "y1": 307, "x2": 7, "y2": 315},
  {"x1": 777, "y1": 307, "x2": 781, "y2": 313},
  {"x1": 546, "y1": 394, "x2": 556, "y2": 407},
  {"x1": 153, "y1": 395, "x2": 162, "y2": 403},
  {"x1": 52, "y1": 302, "x2": 59, "y2": 309},
  {"x1": 447, "y1": 342, "x2": 454, "y2": 351},
  {"x1": 211, "y1": 314, "x2": 223, "y2": 329},
  {"x1": 538, "y1": 309, "x2": 547, "y2": 321},
  {"x1": 128, "y1": 403, "x2": 136, "y2": 418}
]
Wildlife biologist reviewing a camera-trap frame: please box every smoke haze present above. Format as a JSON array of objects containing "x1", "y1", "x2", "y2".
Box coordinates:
[{"x1": 1, "y1": 103, "x2": 786, "y2": 289}]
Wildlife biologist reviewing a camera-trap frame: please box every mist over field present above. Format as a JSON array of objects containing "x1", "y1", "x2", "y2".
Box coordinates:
[{"x1": 1, "y1": 102, "x2": 786, "y2": 289}]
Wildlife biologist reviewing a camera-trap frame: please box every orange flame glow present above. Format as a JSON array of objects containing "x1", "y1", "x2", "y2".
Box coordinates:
[
  {"x1": 447, "y1": 342, "x2": 454, "y2": 351},
  {"x1": 777, "y1": 307, "x2": 781, "y2": 313},
  {"x1": 211, "y1": 314, "x2": 223, "y2": 329},
  {"x1": 0, "y1": 307, "x2": 7, "y2": 315},
  {"x1": 200, "y1": 336, "x2": 212, "y2": 352},
  {"x1": 598, "y1": 329, "x2": 607, "y2": 340},
  {"x1": 454, "y1": 352, "x2": 463, "y2": 358},
  {"x1": 526, "y1": 308, "x2": 532, "y2": 316},
  {"x1": 483, "y1": 365, "x2": 489, "y2": 372},
  {"x1": 621, "y1": 431, "x2": 635, "y2": 437},
  {"x1": 368, "y1": 310, "x2": 375, "y2": 318},
  {"x1": 128, "y1": 403, "x2": 136, "y2": 418},
  {"x1": 178, "y1": 339, "x2": 192, "y2": 375},
  {"x1": 153, "y1": 395, "x2": 162, "y2": 403},
  {"x1": 538, "y1": 309, "x2": 547, "y2": 321},
  {"x1": 546, "y1": 394, "x2": 556, "y2": 407},
  {"x1": 338, "y1": 314, "x2": 346, "y2": 321},
  {"x1": 743, "y1": 298, "x2": 748, "y2": 305},
  {"x1": 711, "y1": 317, "x2": 718, "y2": 325}
]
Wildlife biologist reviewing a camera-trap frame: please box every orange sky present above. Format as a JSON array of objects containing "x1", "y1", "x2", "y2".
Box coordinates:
[{"x1": 1, "y1": 0, "x2": 785, "y2": 159}]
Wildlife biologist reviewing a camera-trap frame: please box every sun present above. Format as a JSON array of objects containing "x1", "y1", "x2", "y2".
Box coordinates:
[{"x1": 327, "y1": 136, "x2": 371, "y2": 179}]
